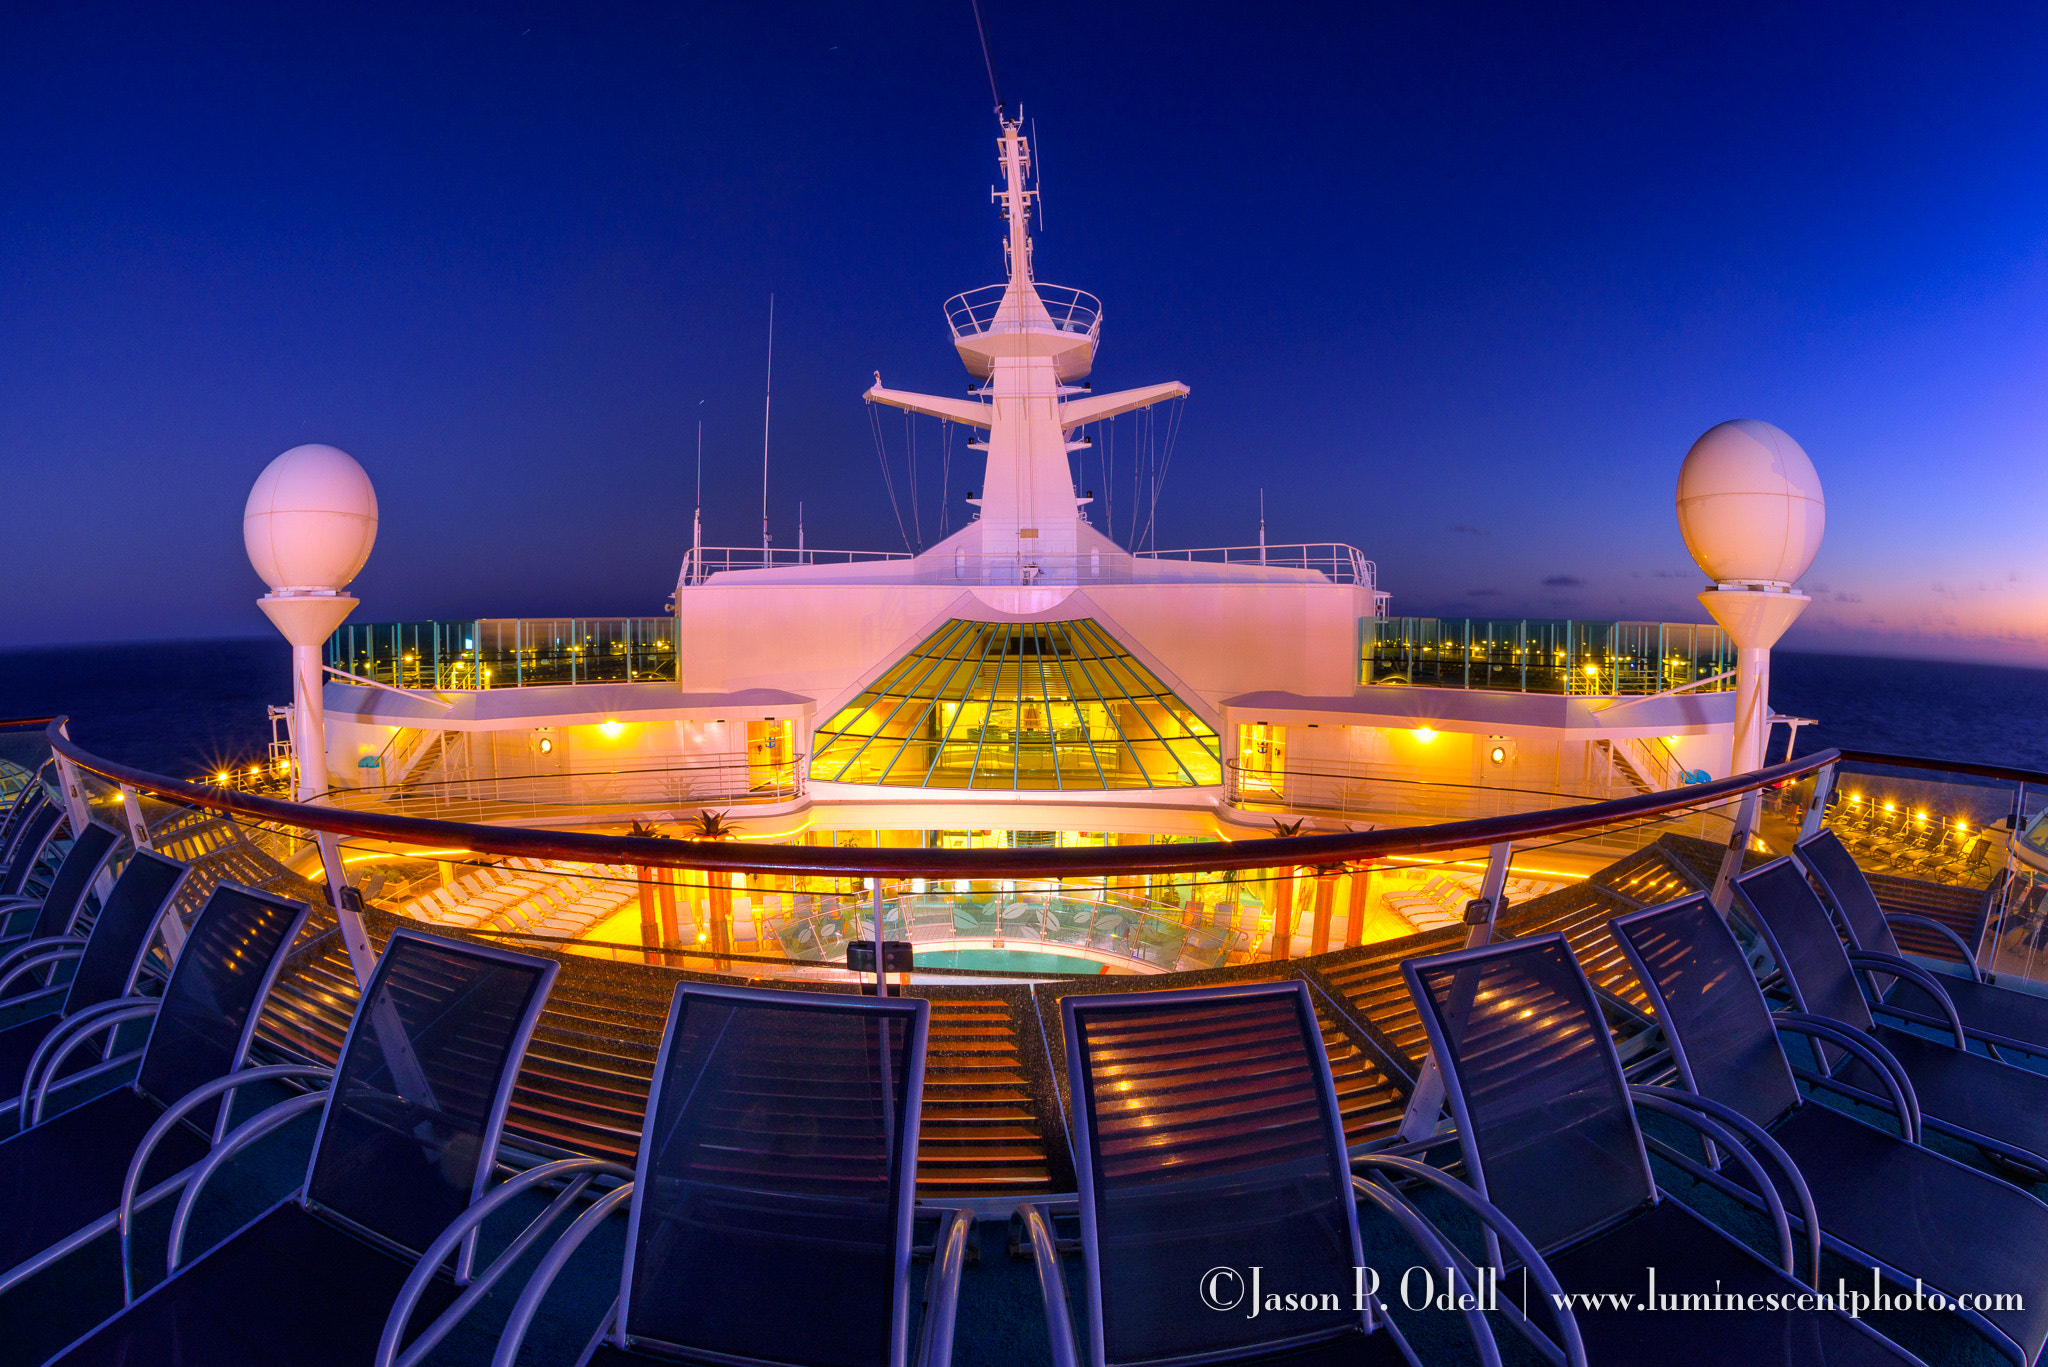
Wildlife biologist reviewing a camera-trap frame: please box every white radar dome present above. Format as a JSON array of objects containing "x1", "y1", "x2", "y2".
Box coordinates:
[
  {"x1": 1676, "y1": 419, "x2": 1824, "y2": 586},
  {"x1": 243, "y1": 444, "x2": 379, "y2": 592}
]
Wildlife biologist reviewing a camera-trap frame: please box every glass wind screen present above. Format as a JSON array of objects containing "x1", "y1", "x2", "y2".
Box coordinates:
[{"x1": 808, "y1": 618, "x2": 1223, "y2": 790}]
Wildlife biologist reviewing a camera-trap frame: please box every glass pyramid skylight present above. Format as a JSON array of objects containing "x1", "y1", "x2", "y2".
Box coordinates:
[{"x1": 809, "y1": 618, "x2": 1224, "y2": 790}]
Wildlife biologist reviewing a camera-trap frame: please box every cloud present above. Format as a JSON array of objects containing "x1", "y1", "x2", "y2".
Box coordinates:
[
  {"x1": 1832, "y1": 591, "x2": 1862, "y2": 603},
  {"x1": 1542, "y1": 575, "x2": 1585, "y2": 589},
  {"x1": 1650, "y1": 569, "x2": 1689, "y2": 580},
  {"x1": 1448, "y1": 524, "x2": 1486, "y2": 536},
  {"x1": 1465, "y1": 587, "x2": 1503, "y2": 597}
]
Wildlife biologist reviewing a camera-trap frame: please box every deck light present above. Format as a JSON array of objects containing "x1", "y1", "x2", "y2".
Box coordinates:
[
  {"x1": 539, "y1": 737, "x2": 554, "y2": 754},
  {"x1": 1412, "y1": 728, "x2": 1437, "y2": 744},
  {"x1": 215, "y1": 771, "x2": 230, "y2": 784},
  {"x1": 600, "y1": 720, "x2": 625, "y2": 739}
]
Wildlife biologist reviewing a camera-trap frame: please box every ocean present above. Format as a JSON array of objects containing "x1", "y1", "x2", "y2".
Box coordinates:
[{"x1": 1, "y1": 639, "x2": 2045, "y2": 782}]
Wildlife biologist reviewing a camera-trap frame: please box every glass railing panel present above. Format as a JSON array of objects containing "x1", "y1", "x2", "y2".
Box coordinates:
[{"x1": 1363, "y1": 618, "x2": 1735, "y2": 697}]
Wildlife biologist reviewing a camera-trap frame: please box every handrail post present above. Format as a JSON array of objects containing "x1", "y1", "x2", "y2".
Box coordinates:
[
  {"x1": 1796, "y1": 762, "x2": 1836, "y2": 843},
  {"x1": 1709, "y1": 789, "x2": 1763, "y2": 916},
  {"x1": 1397, "y1": 842, "x2": 1513, "y2": 1143}
]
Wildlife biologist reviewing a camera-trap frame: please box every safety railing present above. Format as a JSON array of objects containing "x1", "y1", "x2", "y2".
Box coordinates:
[
  {"x1": 676, "y1": 545, "x2": 913, "y2": 588},
  {"x1": 323, "y1": 757, "x2": 802, "y2": 824},
  {"x1": 1221, "y1": 758, "x2": 1717, "y2": 843},
  {"x1": 324, "y1": 618, "x2": 678, "y2": 691},
  {"x1": 1136, "y1": 543, "x2": 1377, "y2": 588},
  {"x1": 674, "y1": 544, "x2": 1380, "y2": 591},
  {"x1": 1363, "y1": 617, "x2": 1738, "y2": 696},
  {"x1": 42, "y1": 714, "x2": 1817, "y2": 879},
  {"x1": 944, "y1": 282, "x2": 1101, "y2": 342}
]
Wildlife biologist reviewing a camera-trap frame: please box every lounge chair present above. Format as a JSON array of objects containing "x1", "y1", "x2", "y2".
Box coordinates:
[
  {"x1": 1735, "y1": 857, "x2": 2048, "y2": 1175},
  {"x1": 1403, "y1": 931, "x2": 1927, "y2": 1365},
  {"x1": 0, "y1": 785, "x2": 52, "y2": 879},
  {"x1": 0, "y1": 848, "x2": 189, "y2": 1130},
  {"x1": 1017, "y1": 980, "x2": 1566, "y2": 1367},
  {"x1": 1798, "y1": 829, "x2": 2048, "y2": 1060},
  {"x1": 0, "y1": 819, "x2": 118, "y2": 950},
  {"x1": 0, "y1": 881, "x2": 313, "y2": 1295},
  {"x1": 1609, "y1": 894, "x2": 2048, "y2": 1365},
  {"x1": 42, "y1": 929, "x2": 563, "y2": 1366},
  {"x1": 427, "y1": 982, "x2": 963, "y2": 1367}
]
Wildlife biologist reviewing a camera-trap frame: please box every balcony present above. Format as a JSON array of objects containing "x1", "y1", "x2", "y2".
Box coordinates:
[{"x1": 943, "y1": 281, "x2": 1100, "y2": 343}]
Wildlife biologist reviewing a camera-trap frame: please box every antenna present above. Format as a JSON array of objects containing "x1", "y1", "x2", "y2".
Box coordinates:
[
  {"x1": 798, "y1": 501, "x2": 806, "y2": 559},
  {"x1": 694, "y1": 411, "x2": 704, "y2": 563},
  {"x1": 969, "y1": 0, "x2": 1002, "y2": 117},
  {"x1": 1030, "y1": 117, "x2": 1043, "y2": 231},
  {"x1": 761, "y1": 293, "x2": 774, "y2": 562},
  {"x1": 1259, "y1": 489, "x2": 1267, "y2": 566}
]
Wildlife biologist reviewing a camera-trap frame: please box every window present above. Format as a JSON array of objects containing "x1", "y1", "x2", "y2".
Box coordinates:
[{"x1": 809, "y1": 619, "x2": 1222, "y2": 790}]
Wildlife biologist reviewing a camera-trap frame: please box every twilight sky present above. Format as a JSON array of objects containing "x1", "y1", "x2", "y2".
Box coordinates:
[{"x1": 3, "y1": 2, "x2": 2045, "y2": 664}]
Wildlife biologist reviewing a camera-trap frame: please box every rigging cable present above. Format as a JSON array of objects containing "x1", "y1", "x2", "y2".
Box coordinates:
[
  {"x1": 968, "y1": 0, "x2": 1003, "y2": 116},
  {"x1": 905, "y1": 410, "x2": 922, "y2": 548},
  {"x1": 939, "y1": 417, "x2": 953, "y2": 536},
  {"x1": 866, "y1": 401, "x2": 915, "y2": 553},
  {"x1": 1135, "y1": 396, "x2": 1188, "y2": 554}
]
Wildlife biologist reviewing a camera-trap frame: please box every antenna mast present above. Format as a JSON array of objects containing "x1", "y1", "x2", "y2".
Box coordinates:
[{"x1": 761, "y1": 293, "x2": 774, "y2": 561}]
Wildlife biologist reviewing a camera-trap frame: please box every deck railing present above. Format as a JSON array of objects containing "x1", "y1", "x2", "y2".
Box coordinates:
[{"x1": 944, "y1": 282, "x2": 1101, "y2": 342}]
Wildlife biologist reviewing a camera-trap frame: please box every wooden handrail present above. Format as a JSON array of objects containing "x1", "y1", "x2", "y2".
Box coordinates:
[
  {"x1": 1834, "y1": 749, "x2": 2048, "y2": 789},
  {"x1": 46, "y1": 717, "x2": 1833, "y2": 879}
]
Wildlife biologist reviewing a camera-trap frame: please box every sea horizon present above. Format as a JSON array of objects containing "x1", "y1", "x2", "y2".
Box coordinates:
[{"x1": 4, "y1": 636, "x2": 2044, "y2": 783}]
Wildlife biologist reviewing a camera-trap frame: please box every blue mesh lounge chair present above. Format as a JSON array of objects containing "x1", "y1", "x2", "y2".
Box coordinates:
[
  {"x1": 417, "y1": 982, "x2": 962, "y2": 1367},
  {"x1": 0, "y1": 818, "x2": 118, "y2": 950},
  {"x1": 1735, "y1": 858, "x2": 2048, "y2": 1175},
  {"x1": 0, "y1": 882, "x2": 312, "y2": 1296},
  {"x1": 1017, "y1": 980, "x2": 1573, "y2": 1367},
  {"x1": 1404, "y1": 933, "x2": 1927, "y2": 1366},
  {"x1": 42, "y1": 929, "x2": 563, "y2": 1367},
  {"x1": 1797, "y1": 829, "x2": 2048, "y2": 1060},
  {"x1": 0, "y1": 801, "x2": 65, "y2": 920},
  {"x1": 0, "y1": 784, "x2": 54, "y2": 879},
  {"x1": 1610, "y1": 894, "x2": 2048, "y2": 1365},
  {"x1": 0, "y1": 848, "x2": 190, "y2": 1131}
]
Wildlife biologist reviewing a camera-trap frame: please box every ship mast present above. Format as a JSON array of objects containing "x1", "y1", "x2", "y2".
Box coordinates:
[{"x1": 865, "y1": 115, "x2": 1186, "y2": 570}]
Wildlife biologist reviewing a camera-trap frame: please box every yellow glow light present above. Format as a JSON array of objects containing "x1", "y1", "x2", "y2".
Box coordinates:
[
  {"x1": 215, "y1": 771, "x2": 230, "y2": 784},
  {"x1": 1583, "y1": 664, "x2": 1598, "y2": 676},
  {"x1": 248, "y1": 766, "x2": 260, "y2": 777},
  {"x1": 1412, "y1": 727, "x2": 1437, "y2": 744},
  {"x1": 599, "y1": 720, "x2": 625, "y2": 739},
  {"x1": 1884, "y1": 802, "x2": 1895, "y2": 812},
  {"x1": 1849, "y1": 793, "x2": 1862, "y2": 804}
]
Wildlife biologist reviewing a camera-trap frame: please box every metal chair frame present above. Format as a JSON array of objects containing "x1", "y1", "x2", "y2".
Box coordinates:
[
  {"x1": 57, "y1": 928, "x2": 559, "y2": 1356},
  {"x1": 1610, "y1": 894, "x2": 2047, "y2": 1366},
  {"x1": 0, "y1": 819, "x2": 119, "y2": 951},
  {"x1": 1020, "y1": 980, "x2": 1539, "y2": 1367},
  {"x1": 1799, "y1": 830, "x2": 2048, "y2": 1062},
  {"x1": 0, "y1": 852, "x2": 193, "y2": 1129},
  {"x1": 0, "y1": 881, "x2": 312, "y2": 1298},
  {"x1": 1401, "y1": 930, "x2": 1929, "y2": 1365},
  {"x1": 471, "y1": 980, "x2": 962, "y2": 1367},
  {"x1": 1734, "y1": 858, "x2": 2048, "y2": 1173}
]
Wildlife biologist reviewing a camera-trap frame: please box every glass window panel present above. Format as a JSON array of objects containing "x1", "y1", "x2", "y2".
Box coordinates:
[{"x1": 807, "y1": 618, "x2": 1219, "y2": 791}]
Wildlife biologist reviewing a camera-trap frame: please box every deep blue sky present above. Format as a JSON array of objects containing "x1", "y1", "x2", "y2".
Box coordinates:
[{"x1": 4, "y1": 2, "x2": 2046, "y2": 662}]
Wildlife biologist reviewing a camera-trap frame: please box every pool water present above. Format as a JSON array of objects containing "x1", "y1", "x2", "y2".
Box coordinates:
[{"x1": 914, "y1": 948, "x2": 1110, "y2": 976}]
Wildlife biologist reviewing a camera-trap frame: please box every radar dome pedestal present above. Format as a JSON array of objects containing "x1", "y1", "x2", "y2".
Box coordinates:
[
  {"x1": 1678, "y1": 420, "x2": 1824, "y2": 775},
  {"x1": 244, "y1": 444, "x2": 378, "y2": 803}
]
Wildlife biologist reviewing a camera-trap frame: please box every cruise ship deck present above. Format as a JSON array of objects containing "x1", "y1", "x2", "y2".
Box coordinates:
[{"x1": 6, "y1": 86, "x2": 2047, "y2": 1367}]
